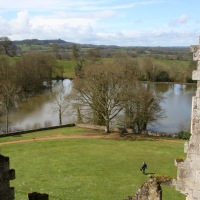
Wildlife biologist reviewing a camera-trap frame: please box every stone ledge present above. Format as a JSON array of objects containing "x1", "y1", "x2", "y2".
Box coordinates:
[{"x1": 193, "y1": 70, "x2": 200, "y2": 81}]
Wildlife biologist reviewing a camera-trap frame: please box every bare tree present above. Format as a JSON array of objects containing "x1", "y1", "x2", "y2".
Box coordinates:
[
  {"x1": 16, "y1": 52, "x2": 62, "y2": 92},
  {"x1": 73, "y1": 60, "x2": 165, "y2": 133},
  {"x1": 85, "y1": 48, "x2": 101, "y2": 64},
  {"x1": 71, "y1": 44, "x2": 83, "y2": 77},
  {"x1": 73, "y1": 63, "x2": 131, "y2": 133},
  {"x1": 0, "y1": 56, "x2": 21, "y2": 133},
  {"x1": 139, "y1": 57, "x2": 154, "y2": 81},
  {"x1": 51, "y1": 84, "x2": 71, "y2": 125},
  {"x1": 0, "y1": 81, "x2": 21, "y2": 133},
  {"x1": 0, "y1": 37, "x2": 16, "y2": 57},
  {"x1": 50, "y1": 43, "x2": 61, "y2": 59},
  {"x1": 122, "y1": 83, "x2": 165, "y2": 133}
]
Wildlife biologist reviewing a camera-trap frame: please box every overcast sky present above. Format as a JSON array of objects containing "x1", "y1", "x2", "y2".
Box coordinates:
[{"x1": 0, "y1": 0, "x2": 199, "y2": 46}]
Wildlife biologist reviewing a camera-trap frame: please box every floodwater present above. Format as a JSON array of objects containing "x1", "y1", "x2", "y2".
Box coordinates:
[
  {"x1": 0, "y1": 80, "x2": 196, "y2": 134},
  {"x1": 147, "y1": 83, "x2": 196, "y2": 133},
  {"x1": 0, "y1": 79, "x2": 73, "y2": 132}
]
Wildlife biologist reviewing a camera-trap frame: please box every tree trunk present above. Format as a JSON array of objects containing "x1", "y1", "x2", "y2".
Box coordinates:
[
  {"x1": 142, "y1": 122, "x2": 147, "y2": 131},
  {"x1": 49, "y1": 67, "x2": 52, "y2": 89},
  {"x1": 59, "y1": 109, "x2": 62, "y2": 126},
  {"x1": 105, "y1": 119, "x2": 110, "y2": 133},
  {"x1": 6, "y1": 109, "x2": 9, "y2": 134}
]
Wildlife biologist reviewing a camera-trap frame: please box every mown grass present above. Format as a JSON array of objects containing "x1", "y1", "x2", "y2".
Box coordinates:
[
  {"x1": 0, "y1": 127, "x2": 98, "y2": 143},
  {"x1": 0, "y1": 127, "x2": 186, "y2": 200}
]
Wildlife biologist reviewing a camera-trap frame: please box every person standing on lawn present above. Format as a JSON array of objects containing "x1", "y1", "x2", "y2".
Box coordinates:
[{"x1": 141, "y1": 162, "x2": 147, "y2": 174}]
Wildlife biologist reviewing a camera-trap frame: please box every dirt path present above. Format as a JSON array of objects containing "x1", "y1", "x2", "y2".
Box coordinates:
[
  {"x1": 0, "y1": 132, "x2": 185, "y2": 146},
  {"x1": 0, "y1": 133, "x2": 120, "y2": 145}
]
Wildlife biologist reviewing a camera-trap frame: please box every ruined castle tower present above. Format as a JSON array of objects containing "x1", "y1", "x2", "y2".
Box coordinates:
[
  {"x1": 176, "y1": 38, "x2": 200, "y2": 200},
  {"x1": 0, "y1": 154, "x2": 15, "y2": 200}
]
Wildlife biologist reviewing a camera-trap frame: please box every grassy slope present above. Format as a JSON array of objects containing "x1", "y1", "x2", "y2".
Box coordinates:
[{"x1": 0, "y1": 127, "x2": 185, "y2": 200}]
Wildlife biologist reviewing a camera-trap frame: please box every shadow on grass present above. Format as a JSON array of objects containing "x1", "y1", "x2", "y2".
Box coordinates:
[
  {"x1": 12, "y1": 135, "x2": 22, "y2": 137},
  {"x1": 144, "y1": 172, "x2": 155, "y2": 176},
  {"x1": 119, "y1": 135, "x2": 160, "y2": 142},
  {"x1": 118, "y1": 133, "x2": 182, "y2": 143}
]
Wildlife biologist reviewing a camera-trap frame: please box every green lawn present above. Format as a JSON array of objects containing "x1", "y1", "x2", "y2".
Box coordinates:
[
  {"x1": 0, "y1": 127, "x2": 95, "y2": 143},
  {"x1": 0, "y1": 128, "x2": 186, "y2": 200}
]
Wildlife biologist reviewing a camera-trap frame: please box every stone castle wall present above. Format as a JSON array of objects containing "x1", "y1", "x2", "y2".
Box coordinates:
[
  {"x1": 0, "y1": 154, "x2": 49, "y2": 200},
  {"x1": 175, "y1": 38, "x2": 200, "y2": 200},
  {"x1": 0, "y1": 155, "x2": 15, "y2": 200}
]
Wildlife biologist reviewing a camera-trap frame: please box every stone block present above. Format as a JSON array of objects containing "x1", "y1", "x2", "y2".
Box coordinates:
[
  {"x1": 192, "y1": 97, "x2": 197, "y2": 109},
  {"x1": 196, "y1": 91, "x2": 200, "y2": 98},
  {"x1": 176, "y1": 182, "x2": 186, "y2": 193},
  {"x1": 190, "y1": 182, "x2": 200, "y2": 191},
  {"x1": 196, "y1": 154, "x2": 200, "y2": 161},
  {"x1": 190, "y1": 45, "x2": 200, "y2": 61},
  {"x1": 192, "y1": 190, "x2": 200, "y2": 199},
  {"x1": 196, "y1": 171, "x2": 200, "y2": 182},
  {"x1": 188, "y1": 170, "x2": 196, "y2": 182},
  {"x1": 9, "y1": 169, "x2": 15, "y2": 180},
  {"x1": 178, "y1": 168, "x2": 187, "y2": 179},
  {"x1": 194, "y1": 126, "x2": 200, "y2": 134},
  {"x1": 188, "y1": 153, "x2": 197, "y2": 161},
  {"x1": 190, "y1": 45, "x2": 200, "y2": 53},
  {"x1": 184, "y1": 142, "x2": 189, "y2": 153},
  {"x1": 188, "y1": 142, "x2": 199, "y2": 154}
]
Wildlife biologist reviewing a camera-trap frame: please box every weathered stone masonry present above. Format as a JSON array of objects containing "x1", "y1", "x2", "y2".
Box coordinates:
[
  {"x1": 0, "y1": 154, "x2": 49, "y2": 200},
  {"x1": 0, "y1": 154, "x2": 15, "y2": 200},
  {"x1": 176, "y1": 38, "x2": 200, "y2": 200}
]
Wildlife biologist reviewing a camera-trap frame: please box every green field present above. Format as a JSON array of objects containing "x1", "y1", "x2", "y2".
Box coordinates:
[
  {"x1": 0, "y1": 127, "x2": 186, "y2": 200},
  {"x1": 58, "y1": 60, "x2": 75, "y2": 78}
]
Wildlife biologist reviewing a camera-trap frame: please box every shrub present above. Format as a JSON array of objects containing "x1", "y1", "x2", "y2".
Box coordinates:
[
  {"x1": 178, "y1": 131, "x2": 191, "y2": 140},
  {"x1": 175, "y1": 157, "x2": 185, "y2": 163},
  {"x1": 151, "y1": 174, "x2": 172, "y2": 184},
  {"x1": 155, "y1": 71, "x2": 170, "y2": 82}
]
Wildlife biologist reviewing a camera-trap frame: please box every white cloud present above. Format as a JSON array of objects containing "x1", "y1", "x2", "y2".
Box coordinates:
[
  {"x1": 0, "y1": 1, "x2": 199, "y2": 46},
  {"x1": 0, "y1": 0, "x2": 164, "y2": 12},
  {"x1": 177, "y1": 15, "x2": 189, "y2": 23},
  {"x1": 169, "y1": 14, "x2": 189, "y2": 27},
  {"x1": 0, "y1": 0, "x2": 121, "y2": 11},
  {"x1": 10, "y1": 11, "x2": 31, "y2": 33},
  {"x1": 3, "y1": 10, "x2": 98, "y2": 42},
  {"x1": 0, "y1": 17, "x2": 11, "y2": 36},
  {"x1": 3, "y1": 9, "x2": 198, "y2": 46}
]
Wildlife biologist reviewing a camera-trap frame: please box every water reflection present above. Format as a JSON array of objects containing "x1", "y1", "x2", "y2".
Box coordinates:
[
  {"x1": 0, "y1": 79, "x2": 73, "y2": 132},
  {"x1": 0, "y1": 80, "x2": 197, "y2": 134},
  {"x1": 148, "y1": 83, "x2": 196, "y2": 133}
]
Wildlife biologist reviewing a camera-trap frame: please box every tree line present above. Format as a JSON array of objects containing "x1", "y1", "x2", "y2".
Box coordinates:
[
  {"x1": 71, "y1": 44, "x2": 196, "y2": 83},
  {"x1": 1, "y1": 37, "x2": 195, "y2": 84}
]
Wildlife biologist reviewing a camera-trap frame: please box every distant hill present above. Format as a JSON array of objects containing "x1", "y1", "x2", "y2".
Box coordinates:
[
  {"x1": 13, "y1": 39, "x2": 189, "y2": 50},
  {"x1": 13, "y1": 39, "x2": 190, "y2": 61},
  {"x1": 13, "y1": 39, "x2": 121, "y2": 49},
  {"x1": 14, "y1": 39, "x2": 73, "y2": 46}
]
